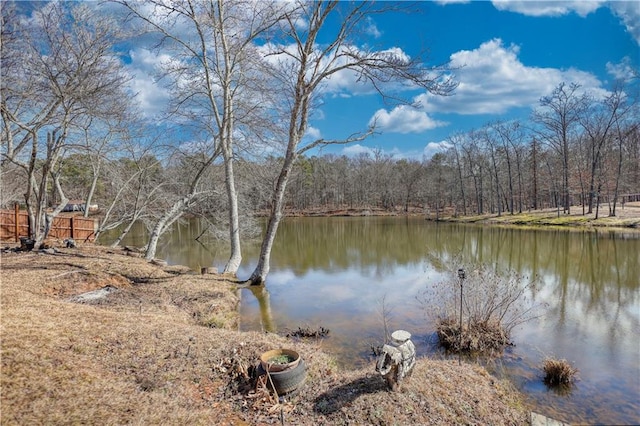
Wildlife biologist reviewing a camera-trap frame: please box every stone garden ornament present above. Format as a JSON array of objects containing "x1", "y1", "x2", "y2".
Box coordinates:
[{"x1": 375, "y1": 330, "x2": 416, "y2": 391}]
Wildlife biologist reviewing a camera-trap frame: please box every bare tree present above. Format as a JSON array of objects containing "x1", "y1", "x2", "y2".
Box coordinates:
[
  {"x1": 394, "y1": 159, "x2": 425, "y2": 213},
  {"x1": 480, "y1": 126, "x2": 503, "y2": 216},
  {"x1": 582, "y1": 86, "x2": 636, "y2": 216},
  {"x1": 116, "y1": 0, "x2": 289, "y2": 273},
  {"x1": 77, "y1": 118, "x2": 131, "y2": 218},
  {"x1": 532, "y1": 83, "x2": 589, "y2": 214},
  {"x1": 462, "y1": 131, "x2": 486, "y2": 214},
  {"x1": 93, "y1": 139, "x2": 166, "y2": 245},
  {"x1": 247, "y1": 1, "x2": 456, "y2": 284},
  {"x1": 143, "y1": 147, "x2": 218, "y2": 261},
  {"x1": 1, "y1": 2, "x2": 130, "y2": 248},
  {"x1": 447, "y1": 133, "x2": 467, "y2": 216},
  {"x1": 493, "y1": 121, "x2": 527, "y2": 214}
]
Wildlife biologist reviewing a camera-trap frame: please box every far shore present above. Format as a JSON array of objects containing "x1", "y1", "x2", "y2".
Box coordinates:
[{"x1": 278, "y1": 201, "x2": 640, "y2": 233}]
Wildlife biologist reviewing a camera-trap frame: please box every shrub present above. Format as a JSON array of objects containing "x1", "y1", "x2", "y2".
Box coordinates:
[
  {"x1": 436, "y1": 318, "x2": 511, "y2": 353},
  {"x1": 419, "y1": 263, "x2": 543, "y2": 355},
  {"x1": 542, "y1": 357, "x2": 578, "y2": 386}
]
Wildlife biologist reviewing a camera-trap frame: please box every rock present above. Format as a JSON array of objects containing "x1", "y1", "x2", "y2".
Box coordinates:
[
  {"x1": 151, "y1": 258, "x2": 168, "y2": 267},
  {"x1": 68, "y1": 285, "x2": 118, "y2": 303}
]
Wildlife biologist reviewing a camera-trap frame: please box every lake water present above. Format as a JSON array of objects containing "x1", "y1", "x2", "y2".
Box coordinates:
[{"x1": 105, "y1": 217, "x2": 640, "y2": 425}]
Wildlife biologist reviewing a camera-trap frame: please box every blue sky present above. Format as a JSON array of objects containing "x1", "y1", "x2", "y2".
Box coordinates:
[
  {"x1": 319, "y1": 1, "x2": 639, "y2": 159},
  {"x1": 119, "y1": 1, "x2": 639, "y2": 160}
]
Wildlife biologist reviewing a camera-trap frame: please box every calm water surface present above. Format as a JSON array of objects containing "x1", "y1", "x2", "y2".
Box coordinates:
[{"x1": 107, "y1": 217, "x2": 640, "y2": 425}]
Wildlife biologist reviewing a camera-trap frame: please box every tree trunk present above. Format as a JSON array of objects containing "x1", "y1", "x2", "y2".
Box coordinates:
[
  {"x1": 248, "y1": 154, "x2": 294, "y2": 285},
  {"x1": 84, "y1": 163, "x2": 100, "y2": 218},
  {"x1": 222, "y1": 145, "x2": 242, "y2": 275},
  {"x1": 610, "y1": 124, "x2": 625, "y2": 217},
  {"x1": 145, "y1": 195, "x2": 192, "y2": 261},
  {"x1": 563, "y1": 140, "x2": 570, "y2": 214},
  {"x1": 454, "y1": 148, "x2": 466, "y2": 215},
  {"x1": 109, "y1": 216, "x2": 138, "y2": 248},
  {"x1": 531, "y1": 138, "x2": 538, "y2": 210},
  {"x1": 492, "y1": 152, "x2": 501, "y2": 217}
]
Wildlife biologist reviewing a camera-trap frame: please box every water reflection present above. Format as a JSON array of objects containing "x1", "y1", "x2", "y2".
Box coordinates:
[
  {"x1": 102, "y1": 217, "x2": 640, "y2": 425},
  {"x1": 245, "y1": 285, "x2": 276, "y2": 333}
]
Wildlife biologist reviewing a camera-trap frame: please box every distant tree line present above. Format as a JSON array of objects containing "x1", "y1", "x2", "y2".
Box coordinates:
[{"x1": 265, "y1": 83, "x2": 639, "y2": 219}]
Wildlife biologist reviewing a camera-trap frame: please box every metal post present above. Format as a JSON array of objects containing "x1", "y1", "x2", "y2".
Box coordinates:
[{"x1": 457, "y1": 268, "x2": 465, "y2": 366}]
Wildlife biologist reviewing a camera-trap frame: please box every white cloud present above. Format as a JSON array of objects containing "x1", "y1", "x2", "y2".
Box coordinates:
[
  {"x1": 369, "y1": 105, "x2": 448, "y2": 134},
  {"x1": 417, "y1": 38, "x2": 607, "y2": 115},
  {"x1": 126, "y1": 48, "x2": 172, "y2": 118},
  {"x1": 340, "y1": 144, "x2": 425, "y2": 161},
  {"x1": 491, "y1": 0, "x2": 604, "y2": 17},
  {"x1": 342, "y1": 144, "x2": 374, "y2": 157},
  {"x1": 364, "y1": 17, "x2": 382, "y2": 38},
  {"x1": 609, "y1": 1, "x2": 640, "y2": 45},
  {"x1": 490, "y1": 0, "x2": 639, "y2": 45},
  {"x1": 304, "y1": 126, "x2": 322, "y2": 140},
  {"x1": 424, "y1": 141, "x2": 452, "y2": 159},
  {"x1": 606, "y1": 57, "x2": 637, "y2": 80}
]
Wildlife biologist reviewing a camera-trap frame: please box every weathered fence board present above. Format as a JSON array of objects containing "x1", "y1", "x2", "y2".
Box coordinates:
[{"x1": 0, "y1": 206, "x2": 97, "y2": 242}]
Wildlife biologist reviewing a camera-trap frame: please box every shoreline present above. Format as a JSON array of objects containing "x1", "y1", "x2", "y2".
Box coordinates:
[
  {"x1": 1, "y1": 242, "x2": 532, "y2": 425},
  {"x1": 278, "y1": 202, "x2": 640, "y2": 234}
]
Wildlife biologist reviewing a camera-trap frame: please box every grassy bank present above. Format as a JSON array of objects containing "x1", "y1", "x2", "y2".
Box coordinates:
[
  {"x1": 1, "y1": 243, "x2": 529, "y2": 425},
  {"x1": 433, "y1": 202, "x2": 640, "y2": 232}
]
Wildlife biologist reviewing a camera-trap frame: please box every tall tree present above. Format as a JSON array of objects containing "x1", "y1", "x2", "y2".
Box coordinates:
[
  {"x1": 394, "y1": 159, "x2": 425, "y2": 213},
  {"x1": 447, "y1": 133, "x2": 467, "y2": 216},
  {"x1": 247, "y1": 1, "x2": 456, "y2": 284},
  {"x1": 493, "y1": 120, "x2": 526, "y2": 214},
  {"x1": 529, "y1": 137, "x2": 540, "y2": 210},
  {"x1": 481, "y1": 126, "x2": 503, "y2": 216},
  {"x1": 532, "y1": 82, "x2": 589, "y2": 214}
]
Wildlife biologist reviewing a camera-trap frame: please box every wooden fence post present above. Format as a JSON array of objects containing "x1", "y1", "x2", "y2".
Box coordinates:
[
  {"x1": 14, "y1": 203, "x2": 19, "y2": 242},
  {"x1": 70, "y1": 216, "x2": 75, "y2": 239}
]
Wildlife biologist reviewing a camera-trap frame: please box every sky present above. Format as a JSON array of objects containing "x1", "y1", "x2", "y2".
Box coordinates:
[
  {"x1": 313, "y1": 0, "x2": 640, "y2": 159},
  {"x1": 106, "y1": 1, "x2": 639, "y2": 160}
]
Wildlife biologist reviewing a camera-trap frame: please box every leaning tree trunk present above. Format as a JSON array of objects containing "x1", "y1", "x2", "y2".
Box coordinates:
[
  {"x1": 109, "y1": 215, "x2": 138, "y2": 248},
  {"x1": 145, "y1": 196, "x2": 192, "y2": 261},
  {"x1": 84, "y1": 164, "x2": 100, "y2": 218},
  {"x1": 248, "y1": 154, "x2": 295, "y2": 285}
]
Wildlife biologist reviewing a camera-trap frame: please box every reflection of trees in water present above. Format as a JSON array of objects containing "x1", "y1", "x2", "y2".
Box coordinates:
[
  {"x1": 276, "y1": 219, "x2": 639, "y2": 349},
  {"x1": 273, "y1": 217, "x2": 434, "y2": 276},
  {"x1": 109, "y1": 217, "x2": 639, "y2": 349},
  {"x1": 246, "y1": 285, "x2": 275, "y2": 333}
]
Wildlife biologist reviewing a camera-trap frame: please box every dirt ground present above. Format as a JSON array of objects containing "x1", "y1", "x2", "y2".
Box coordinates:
[{"x1": 1, "y1": 242, "x2": 530, "y2": 425}]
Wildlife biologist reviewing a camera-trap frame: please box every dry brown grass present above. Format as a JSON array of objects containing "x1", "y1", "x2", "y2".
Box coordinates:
[
  {"x1": 1, "y1": 241, "x2": 529, "y2": 425},
  {"x1": 542, "y1": 357, "x2": 579, "y2": 387},
  {"x1": 443, "y1": 201, "x2": 640, "y2": 231},
  {"x1": 436, "y1": 318, "x2": 512, "y2": 354}
]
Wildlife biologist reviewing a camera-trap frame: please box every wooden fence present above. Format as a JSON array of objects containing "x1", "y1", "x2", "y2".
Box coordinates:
[{"x1": 0, "y1": 205, "x2": 97, "y2": 242}]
